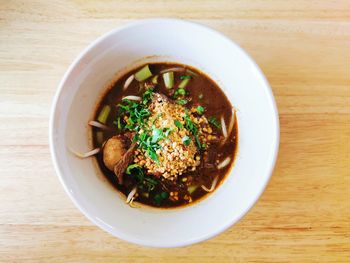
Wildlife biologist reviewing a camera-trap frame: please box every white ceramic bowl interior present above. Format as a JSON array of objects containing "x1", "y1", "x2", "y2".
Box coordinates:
[{"x1": 50, "y1": 19, "x2": 279, "y2": 247}]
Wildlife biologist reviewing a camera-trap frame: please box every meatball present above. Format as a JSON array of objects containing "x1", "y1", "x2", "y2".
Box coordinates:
[{"x1": 103, "y1": 136, "x2": 126, "y2": 171}]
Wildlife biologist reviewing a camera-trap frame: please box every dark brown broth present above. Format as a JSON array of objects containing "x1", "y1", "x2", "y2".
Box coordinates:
[{"x1": 93, "y1": 63, "x2": 238, "y2": 208}]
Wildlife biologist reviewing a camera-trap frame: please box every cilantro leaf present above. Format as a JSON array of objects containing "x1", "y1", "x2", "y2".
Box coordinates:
[
  {"x1": 176, "y1": 99, "x2": 188, "y2": 105},
  {"x1": 196, "y1": 106, "x2": 204, "y2": 114},
  {"x1": 174, "y1": 120, "x2": 183, "y2": 129},
  {"x1": 182, "y1": 135, "x2": 191, "y2": 146},
  {"x1": 208, "y1": 116, "x2": 221, "y2": 129}
]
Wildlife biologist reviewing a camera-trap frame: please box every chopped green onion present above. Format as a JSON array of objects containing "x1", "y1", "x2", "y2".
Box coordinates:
[
  {"x1": 134, "y1": 65, "x2": 152, "y2": 82},
  {"x1": 196, "y1": 106, "x2": 205, "y2": 114},
  {"x1": 97, "y1": 105, "x2": 111, "y2": 124},
  {"x1": 182, "y1": 135, "x2": 191, "y2": 146},
  {"x1": 117, "y1": 117, "x2": 122, "y2": 130},
  {"x1": 152, "y1": 75, "x2": 159, "y2": 84},
  {"x1": 188, "y1": 185, "x2": 198, "y2": 194},
  {"x1": 174, "y1": 120, "x2": 183, "y2": 129},
  {"x1": 163, "y1": 72, "x2": 174, "y2": 89},
  {"x1": 164, "y1": 128, "x2": 173, "y2": 137},
  {"x1": 178, "y1": 78, "x2": 190, "y2": 89},
  {"x1": 180, "y1": 75, "x2": 192, "y2": 80},
  {"x1": 126, "y1": 163, "x2": 141, "y2": 174},
  {"x1": 151, "y1": 128, "x2": 162, "y2": 143},
  {"x1": 174, "y1": 88, "x2": 186, "y2": 98},
  {"x1": 148, "y1": 149, "x2": 159, "y2": 163},
  {"x1": 96, "y1": 131, "x2": 104, "y2": 145},
  {"x1": 176, "y1": 99, "x2": 188, "y2": 105},
  {"x1": 161, "y1": 191, "x2": 168, "y2": 198},
  {"x1": 195, "y1": 135, "x2": 202, "y2": 150},
  {"x1": 186, "y1": 69, "x2": 198, "y2": 76},
  {"x1": 154, "y1": 191, "x2": 169, "y2": 205},
  {"x1": 152, "y1": 113, "x2": 162, "y2": 124},
  {"x1": 208, "y1": 116, "x2": 221, "y2": 129},
  {"x1": 198, "y1": 94, "x2": 203, "y2": 99}
]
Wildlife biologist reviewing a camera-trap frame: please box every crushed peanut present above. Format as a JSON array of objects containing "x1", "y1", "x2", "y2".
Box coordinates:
[{"x1": 133, "y1": 93, "x2": 214, "y2": 180}]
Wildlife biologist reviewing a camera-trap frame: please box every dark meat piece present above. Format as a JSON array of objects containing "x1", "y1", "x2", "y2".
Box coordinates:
[
  {"x1": 103, "y1": 134, "x2": 136, "y2": 184},
  {"x1": 123, "y1": 131, "x2": 135, "y2": 142},
  {"x1": 113, "y1": 143, "x2": 137, "y2": 184},
  {"x1": 201, "y1": 149, "x2": 217, "y2": 172}
]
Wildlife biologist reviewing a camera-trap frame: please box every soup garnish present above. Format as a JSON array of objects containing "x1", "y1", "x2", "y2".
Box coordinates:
[{"x1": 72, "y1": 63, "x2": 237, "y2": 208}]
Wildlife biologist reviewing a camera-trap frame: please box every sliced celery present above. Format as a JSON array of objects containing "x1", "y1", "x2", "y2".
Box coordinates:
[
  {"x1": 134, "y1": 65, "x2": 152, "y2": 81},
  {"x1": 96, "y1": 131, "x2": 104, "y2": 145},
  {"x1": 152, "y1": 75, "x2": 159, "y2": 84},
  {"x1": 163, "y1": 72, "x2": 174, "y2": 89},
  {"x1": 178, "y1": 78, "x2": 190, "y2": 89},
  {"x1": 188, "y1": 185, "x2": 198, "y2": 194},
  {"x1": 97, "y1": 105, "x2": 111, "y2": 124},
  {"x1": 186, "y1": 69, "x2": 198, "y2": 76}
]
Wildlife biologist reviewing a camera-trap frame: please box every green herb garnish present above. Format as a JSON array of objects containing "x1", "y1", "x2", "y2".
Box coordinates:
[
  {"x1": 174, "y1": 88, "x2": 186, "y2": 98},
  {"x1": 126, "y1": 163, "x2": 141, "y2": 174},
  {"x1": 135, "y1": 130, "x2": 161, "y2": 163},
  {"x1": 151, "y1": 128, "x2": 163, "y2": 143},
  {"x1": 174, "y1": 120, "x2": 183, "y2": 129},
  {"x1": 183, "y1": 111, "x2": 203, "y2": 150},
  {"x1": 180, "y1": 75, "x2": 192, "y2": 80},
  {"x1": 184, "y1": 111, "x2": 198, "y2": 135},
  {"x1": 196, "y1": 106, "x2": 204, "y2": 114},
  {"x1": 135, "y1": 126, "x2": 172, "y2": 164},
  {"x1": 195, "y1": 135, "x2": 203, "y2": 150},
  {"x1": 126, "y1": 164, "x2": 157, "y2": 192},
  {"x1": 208, "y1": 116, "x2": 221, "y2": 129},
  {"x1": 116, "y1": 116, "x2": 123, "y2": 130},
  {"x1": 154, "y1": 191, "x2": 169, "y2": 205},
  {"x1": 118, "y1": 89, "x2": 154, "y2": 132},
  {"x1": 182, "y1": 135, "x2": 191, "y2": 146},
  {"x1": 142, "y1": 87, "x2": 154, "y2": 105},
  {"x1": 176, "y1": 99, "x2": 188, "y2": 105}
]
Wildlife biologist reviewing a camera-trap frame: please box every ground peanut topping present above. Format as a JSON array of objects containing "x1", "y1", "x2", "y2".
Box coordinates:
[{"x1": 132, "y1": 93, "x2": 214, "y2": 179}]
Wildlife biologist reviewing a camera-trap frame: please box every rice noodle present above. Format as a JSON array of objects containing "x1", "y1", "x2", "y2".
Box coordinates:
[
  {"x1": 123, "y1": 75, "x2": 134, "y2": 91},
  {"x1": 69, "y1": 147, "x2": 100, "y2": 158},
  {"x1": 221, "y1": 115, "x2": 228, "y2": 138},
  {"x1": 201, "y1": 176, "x2": 219, "y2": 192},
  {"x1": 88, "y1": 120, "x2": 110, "y2": 130},
  {"x1": 159, "y1": 67, "x2": 185, "y2": 74},
  {"x1": 126, "y1": 186, "x2": 137, "y2": 204},
  {"x1": 217, "y1": 156, "x2": 231, "y2": 170},
  {"x1": 128, "y1": 197, "x2": 138, "y2": 208},
  {"x1": 122, "y1": 95, "x2": 142, "y2": 101},
  {"x1": 226, "y1": 109, "x2": 236, "y2": 139}
]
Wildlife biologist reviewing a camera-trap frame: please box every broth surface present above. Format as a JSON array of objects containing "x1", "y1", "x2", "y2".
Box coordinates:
[{"x1": 93, "y1": 63, "x2": 237, "y2": 208}]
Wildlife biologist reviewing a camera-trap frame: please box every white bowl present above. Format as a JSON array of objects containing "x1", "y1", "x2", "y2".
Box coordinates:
[{"x1": 50, "y1": 19, "x2": 279, "y2": 247}]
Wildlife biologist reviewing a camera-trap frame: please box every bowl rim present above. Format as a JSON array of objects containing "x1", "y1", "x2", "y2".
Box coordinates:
[{"x1": 49, "y1": 18, "x2": 280, "y2": 248}]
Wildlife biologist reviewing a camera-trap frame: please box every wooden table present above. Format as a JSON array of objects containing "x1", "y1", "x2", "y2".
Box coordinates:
[{"x1": 1, "y1": 1, "x2": 349, "y2": 262}]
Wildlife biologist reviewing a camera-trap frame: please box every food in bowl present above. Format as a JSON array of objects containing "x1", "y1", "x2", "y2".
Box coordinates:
[
  {"x1": 52, "y1": 19, "x2": 279, "y2": 247},
  {"x1": 75, "y1": 63, "x2": 238, "y2": 208}
]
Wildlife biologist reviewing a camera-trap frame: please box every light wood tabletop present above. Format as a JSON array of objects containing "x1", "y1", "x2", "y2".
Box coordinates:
[{"x1": 1, "y1": 1, "x2": 350, "y2": 262}]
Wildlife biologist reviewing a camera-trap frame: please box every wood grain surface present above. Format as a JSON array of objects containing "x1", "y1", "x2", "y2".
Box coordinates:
[{"x1": 1, "y1": 0, "x2": 350, "y2": 262}]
